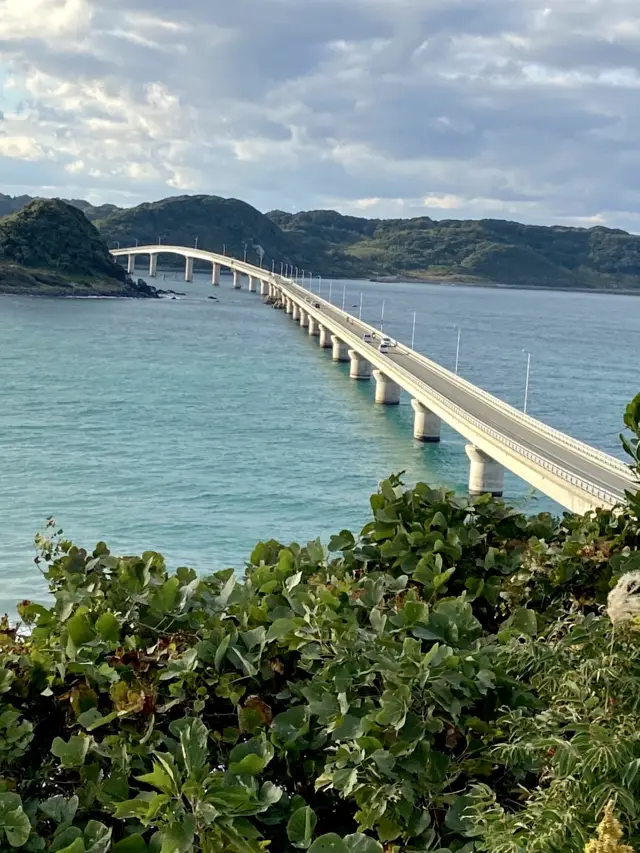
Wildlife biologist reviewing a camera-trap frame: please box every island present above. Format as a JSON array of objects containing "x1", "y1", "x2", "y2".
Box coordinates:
[{"x1": 0, "y1": 199, "x2": 160, "y2": 297}]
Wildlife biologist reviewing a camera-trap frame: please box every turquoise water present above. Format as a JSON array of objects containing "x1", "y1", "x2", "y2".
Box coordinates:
[{"x1": 1, "y1": 272, "x2": 638, "y2": 614}]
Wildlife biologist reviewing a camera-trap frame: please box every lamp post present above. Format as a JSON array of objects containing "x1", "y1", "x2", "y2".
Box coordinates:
[
  {"x1": 317, "y1": 275, "x2": 322, "y2": 295},
  {"x1": 280, "y1": 261, "x2": 284, "y2": 276},
  {"x1": 309, "y1": 271, "x2": 312, "y2": 291},
  {"x1": 523, "y1": 349, "x2": 531, "y2": 414},
  {"x1": 455, "y1": 326, "x2": 461, "y2": 375},
  {"x1": 194, "y1": 236, "x2": 199, "y2": 249},
  {"x1": 297, "y1": 267, "x2": 300, "y2": 283},
  {"x1": 358, "y1": 292, "x2": 363, "y2": 321},
  {"x1": 135, "y1": 238, "x2": 138, "y2": 247},
  {"x1": 158, "y1": 236, "x2": 162, "y2": 246},
  {"x1": 342, "y1": 285, "x2": 346, "y2": 311},
  {"x1": 271, "y1": 259, "x2": 275, "y2": 273},
  {"x1": 411, "y1": 311, "x2": 416, "y2": 349},
  {"x1": 222, "y1": 244, "x2": 226, "y2": 256},
  {"x1": 380, "y1": 300, "x2": 385, "y2": 332},
  {"x1": 243, "y1": 243, "x2": 248, "y2": 262},
  {"x1": 115, "y1": 241, "x2": 120, "y2": 249},
  {"x1": 329, "y1": 280, "x2": 333, "y2": 303}
]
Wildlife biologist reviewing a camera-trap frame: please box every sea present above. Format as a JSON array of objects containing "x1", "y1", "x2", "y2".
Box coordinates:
[{"x1": 0, "y1": 270, "x2": 638, "y2": 614}]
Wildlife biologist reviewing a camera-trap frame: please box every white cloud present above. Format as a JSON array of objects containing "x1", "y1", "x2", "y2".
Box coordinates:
[{"x1": 0, "y1": 0, "x2": 640, "y2": 229}]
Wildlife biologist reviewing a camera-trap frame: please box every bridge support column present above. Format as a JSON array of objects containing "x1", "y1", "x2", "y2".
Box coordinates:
[
  {"x1": 331, "y1": 335, "x2": 349, "y2": 362},
  {"x1": 248, "y1": 276, "x2": 256, "y2": 292},
  {"x1": 465, "y1": 445, "x2": 504, "y2": 497},
  {"x1": 286, "y1": 298, "x2": 293, "y2": 315},
  {"x1": 349, "y1": 350, "x2": 371, "y2": 379},
  {"x1": 260, "y1": 280, "x2": 269, "y2": 296},
  {"x1": 185, "y1": 257, "x2": 194, "y2": 282},
  {"x1": 292, "y1": 303, "x2": 300, "y2": 321},
  {"x1": 299, "y1": 309, "x2": 309, "y2": 328},
  {"x1": 319, "y1": 325, "x2": 332, "y2": 348},
  {"x1": 411, "y1": 400, "x2": 441, "y2": 442},
  {"x1": 149, "y1": 255, "x2": 158, "y2": 277},
  {"x1": 233, "y1": 270, "x2": 241, "y2": 289},
  {"x1": 212, "y1": 263, "x2": 220, "y2": 286},
  {"x1": 127, "y1": 254, "x2": 135, "y2": 274},
  {"x1": 373, "y1": 370, "x2": 401, "y2": 405},
  {"x1": 308, "y1": 317, "x2": 320, "y2": 336}
]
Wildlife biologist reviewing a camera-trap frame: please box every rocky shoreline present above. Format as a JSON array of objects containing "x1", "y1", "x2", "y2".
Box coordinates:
[{"x1": 0, "y1": 265, "x2": 185, "y2": 298}]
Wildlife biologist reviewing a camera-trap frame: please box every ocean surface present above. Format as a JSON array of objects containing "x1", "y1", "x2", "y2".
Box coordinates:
[{"x1": 1, "y1": 270, "x2": 638, "y2": 614}]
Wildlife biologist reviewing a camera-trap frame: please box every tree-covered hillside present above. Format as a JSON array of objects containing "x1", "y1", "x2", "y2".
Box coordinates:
[{"x1": 0, "y1": 199, "x2": 156, "y2": 297}]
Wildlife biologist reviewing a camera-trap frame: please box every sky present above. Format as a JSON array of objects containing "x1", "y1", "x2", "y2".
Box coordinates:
[{"x1": 1, "y1": 0, "x2": 640, "y2": 228}]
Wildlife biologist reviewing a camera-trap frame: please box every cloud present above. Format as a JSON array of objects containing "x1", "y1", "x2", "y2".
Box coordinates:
[{"x1": 1, "y1": 0, "x2": 640, "y2": 229}]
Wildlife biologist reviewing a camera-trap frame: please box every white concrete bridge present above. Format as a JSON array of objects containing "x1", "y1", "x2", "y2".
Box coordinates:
[{"x1": 112, "y1": 245, "x2": 636, "y2": 513}]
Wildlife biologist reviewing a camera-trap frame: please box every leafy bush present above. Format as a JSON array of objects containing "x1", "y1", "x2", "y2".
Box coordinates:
[{"x1": 2, "y1": 401, "x2": 640, "y2": 852}]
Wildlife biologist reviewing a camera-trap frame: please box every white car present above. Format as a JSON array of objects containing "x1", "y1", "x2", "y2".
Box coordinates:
[
  {"x1": 363, "y1": 333, "x2": 373, "y2": 343},
  {"x1": 379, "y1": 336, "x2": 393, "y2": 353}
]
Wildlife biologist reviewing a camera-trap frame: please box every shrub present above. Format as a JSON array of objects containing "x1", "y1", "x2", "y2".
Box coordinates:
[{"x1": 1, "y1": 399, "x2": 640, "y2": 852}]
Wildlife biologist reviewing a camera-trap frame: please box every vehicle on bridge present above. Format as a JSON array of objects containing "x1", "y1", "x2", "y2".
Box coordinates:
[
  {"x1": 363, "y1": 333, "x2": 373, "y2": 343},
  {"x1": 378, "y1": 336, "x2": 394, "y2": 353}
]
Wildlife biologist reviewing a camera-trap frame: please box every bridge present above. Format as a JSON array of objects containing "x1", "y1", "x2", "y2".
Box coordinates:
[{"x1": 112, "y1": 245, "x2": 636, "y2": 513}]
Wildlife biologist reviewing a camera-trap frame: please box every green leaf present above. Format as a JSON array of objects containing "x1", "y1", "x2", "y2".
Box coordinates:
[
  {"x1": 56, "y1": 840, "x2": 85, "y2": 853},
  {"x1": 151, "y1": 577, "x2": 180, "y2": 613},
  {"x1": 266, "y1": 618, "x2": 295, "y2": 641},
  {"x1": 136, "y1": 763, "x2": 176, "y2": 796},
  {"x1": 214, "y1": 634, "x2": 231, "y2": 671},
  {"x1": 178, "y1": 717, "x2": 209, "y2": 777},
  {"x1": 308, "y1": 835, "x2": 349, "y2": 853},
  {"x1": 272, "y1": 706, "x2": 309, "y2": 743},
  {"x1": 229, "y1": 753, "x2": 265, "y2": 776},
  {"x1": 112, "y1": 834, "x2": 149, "y2": 853},
  {"x1": 94, "y1": 612, "x2": 120, "y2": 642},
  {"x1": 0, "y1": 796, "x2": 31, "y2": 847},
  {"x1": 84, "y1": 821, "x2": 112, "y2": 853},
  {"x1": 344, "y1": 835, "x2": 383, "y2": 853},
  {"x1": 160, "y1": 816, "x2": 195, "y2": 853},
  {"x1": 39, "y1": 794, "x2": 78, "y2": 825},
  {"x1": 51, "y1": 735, "x2": 90, "y2": 768},
  {"x1": 287, "y1": 806, "x2": 317, "y2": 849},
  {"x1": 67, "y1": 612, "x2": 96, "y2": 646},
  {"x1": 0, "y1": 668, "x2": 14, "y2": 694},
  {"x1": 77, "y1": 709, "x2": 117, "y2": 731},
  {"x1": 508, "y1": 607, "x2": 538, "y2": 636}
]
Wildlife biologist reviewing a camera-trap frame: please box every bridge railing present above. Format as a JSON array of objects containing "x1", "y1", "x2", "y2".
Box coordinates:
[{"x1": 278, "y1": 277, "x2": 631, "y2": 480}]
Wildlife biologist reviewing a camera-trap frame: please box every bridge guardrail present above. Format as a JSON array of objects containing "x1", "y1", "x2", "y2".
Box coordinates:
[{"x1": 278, "y1": 277, "x2": 630, "y2": 479}]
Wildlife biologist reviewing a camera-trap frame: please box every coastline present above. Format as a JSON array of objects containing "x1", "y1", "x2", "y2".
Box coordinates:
[{"x1": 369, "y1": 275, "x2": 640, "y2": 296}]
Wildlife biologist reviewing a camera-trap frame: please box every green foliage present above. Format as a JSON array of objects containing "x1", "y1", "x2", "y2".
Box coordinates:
[{"x1": 2, "y1": 411, "x2": 640, "y2": 850}]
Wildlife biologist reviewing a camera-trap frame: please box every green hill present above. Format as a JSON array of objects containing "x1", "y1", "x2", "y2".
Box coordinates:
[
  {"x1": 0, "y1": 199, "x2": 157, "y2": 297},
  {"x1": 270, "y1": 209, "x2": 640, "y2": 289}
]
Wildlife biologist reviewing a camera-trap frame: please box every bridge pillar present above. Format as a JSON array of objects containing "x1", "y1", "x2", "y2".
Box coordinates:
[
  {"x1": 299, "y1": 309, "x2": 309, "y2": 328},
  {"x1": 233, "y1": 270, "x2": 241, "y2": 289},
  {"x1": 260, "y1": 280, "x2": 269, "y2": 296},
  {"x1": 411, "y1": 400, "x2": 441, "y2": 442},
  {"x1": 127, "y1": 254, "x2": 135, "y2": 274},
  {"x1": 149, "y1": 255, "x2": 158, "y2": 277},
  {"x1": 212, "y1": 263, "x2": 220, "y2": 286},
  {"x1": 465, "y1": 445, "x2": 504, "y2": 497},
  {"x1": 308, "y1": 316, "x2": 320, "y2": 336},
  {"x1": 292, "y1": 303, "x2": 300, "y2": 321},
  {"x1": 248, "y1": 276, "x2": 256, "y2": 292},
  {"x1": 185, "y1": 257, "x2": 194, "y2": 282},
  {"x1": 373, "y1": 370, "x2": 401, "y2": 405},
  {"x1": 349, "y1": 350, "x2": 371, "y2": 379},
  {"x1": 331, "y1": 335, "x2": 349, "y2": 362},
  {"x1": 319, "y1": 325, "x2": 332, "y2": 348},
  {"x1": 286, "y1": 298, "x2": 293, "y2": 315}
]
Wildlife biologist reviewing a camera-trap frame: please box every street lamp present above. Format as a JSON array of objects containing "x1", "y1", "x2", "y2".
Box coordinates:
[
  {"x1": 222, "y1": 244, "x2": 226, "y2": 256},
  {"x1": 243, "y1": 243, "x2": 248, "y2": 262},
  {"x1": 194, "y1": 236, "x2": 199, "y2": 249},
  {"x1": 135, "y1": 238, "x2": 138, "y2": 247},
  {"x1": 309, "y1": 271, "x2": 312, "y2": 290},
  {"x1": 411, "y1": 311, "x2": 416, "y2": 350},
  {"x1": 115, "y1": 240, "x2": 120, "y2": 249},
  {"x1": 454, "y1": 326, "x2": 461, "y2": 375},
  {"x1": 523, "y1": 349, "x2": 531, "y2": 414},
  {"x1": 380, "y1": 300, "x2": 385, "y2": 332},
  {"x1": 317, "y1": 275, "x2": 322, "y2": 295},
  {"x1": 271, "y1": 259, "x2": 275, "y2": 273},
  {"x1": 329, "y1": 280, "x2": 333, "y2": 303},
  {"x1": 158, "y1": 236, "x2": 162, "y2": 246},
  {"x1": 342, "y1": 285, "x2": 346, "y2": 311},
  {"x1": 280, "y1": 261, "x2": 284, "y2": 276},
  {"x1": 297, "y1": 267, "x2": 300, "y2": 282},
  {"x1": 358, "y1": 292, "x2": 363, "y2": 321}
]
